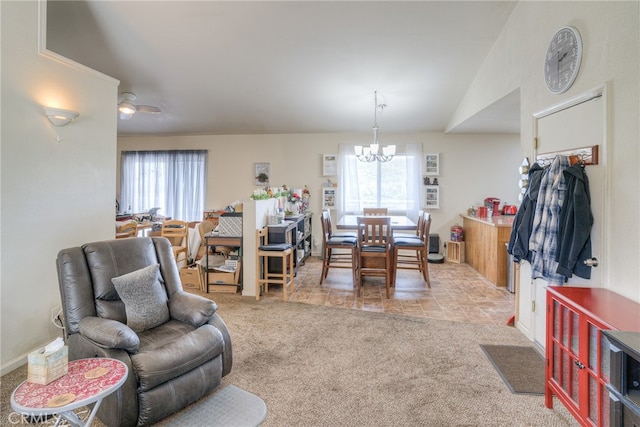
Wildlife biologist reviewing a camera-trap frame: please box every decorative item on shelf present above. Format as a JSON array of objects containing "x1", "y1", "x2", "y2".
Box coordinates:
[
  {"x1": 450, "y1": 224, "x2": 464, "y2": 242},
  {"x1": 355, "y1": 91, "x2": 395, "y2": 162},
  {"x1": 300, "y1": 185, "x2": 310, "y2": 212},
  {"x1": 423, "y1": 177, "x2": 431, "y2": 185},
  {"x1": 286, "y1": 189, "x2": 302, "y2": 215},
  {"x1": 250, "y1": 186, "x2": 287, "y2": 200}
]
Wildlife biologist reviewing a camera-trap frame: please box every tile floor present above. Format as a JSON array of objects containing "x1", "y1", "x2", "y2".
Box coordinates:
[{"x1": 259, "y1": 256, "x2": 516, "y2": 326}]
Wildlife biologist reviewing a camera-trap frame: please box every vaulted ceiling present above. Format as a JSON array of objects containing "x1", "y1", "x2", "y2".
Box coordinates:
[{"x1": 46, "y1": 1, "x2": 520, "y2": 136}]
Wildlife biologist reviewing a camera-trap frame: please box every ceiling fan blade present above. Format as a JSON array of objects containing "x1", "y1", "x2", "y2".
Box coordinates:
[{"x1": 136, "y1": 105, "x2": 161, "y2": 114}]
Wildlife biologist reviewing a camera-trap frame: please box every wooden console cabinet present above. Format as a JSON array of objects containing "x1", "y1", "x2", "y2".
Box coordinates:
[
  {"x1": 545, "y1": 286, "x2": 640, "y2": 426},
  {"x1": 461, "y1": 214, "x2": 513, "y2": 286}
]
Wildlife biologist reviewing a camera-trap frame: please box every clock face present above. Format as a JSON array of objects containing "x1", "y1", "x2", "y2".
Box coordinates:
[{"x1": 544, "y1": 26, "x2": 583, "y2": 94}]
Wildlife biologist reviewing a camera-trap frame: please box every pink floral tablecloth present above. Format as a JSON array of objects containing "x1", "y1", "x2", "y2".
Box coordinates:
[{"x1": 13, "y1": 358, "x2": 127, "y2": 409}]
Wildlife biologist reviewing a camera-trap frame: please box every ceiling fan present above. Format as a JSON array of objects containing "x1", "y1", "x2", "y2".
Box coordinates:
[{"x1": 118, "y1": 92, "x2": 161, "y2": 120}]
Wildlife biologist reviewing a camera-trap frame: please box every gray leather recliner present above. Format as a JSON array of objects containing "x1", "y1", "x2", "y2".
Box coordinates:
[{"x1": 56, "y1": 237, "x2": 232, "y2": 426}]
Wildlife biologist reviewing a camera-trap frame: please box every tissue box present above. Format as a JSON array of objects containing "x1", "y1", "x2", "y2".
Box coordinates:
[{"x1": 27, "y1": 345, "x2": 68, "y2": 385}]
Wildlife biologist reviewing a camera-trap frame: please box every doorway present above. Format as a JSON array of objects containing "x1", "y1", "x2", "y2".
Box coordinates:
[{"x1": 520, "y1": 86, "x2": 607, "y2": 347}]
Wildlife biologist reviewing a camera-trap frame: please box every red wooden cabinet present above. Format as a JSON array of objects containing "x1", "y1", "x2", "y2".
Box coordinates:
[{"x1": 545, "y1": 286, "x2": 640, "y2": 426}]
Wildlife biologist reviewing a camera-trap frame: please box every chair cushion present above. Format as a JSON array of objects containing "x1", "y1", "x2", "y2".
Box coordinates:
[
  {"x1": 259, "y1": 243, "x2": 292, "y2": 251},
  {"x1": 333, "y1": 232, "x2": 358, "y2": 239},
  {"x1": 360, "y1": 246, "x2": 388, "y2": 253},
  {"x1": 112, "y1": 264, "x2": 170, "y2": 332},
  {"x1": 327, "y1": 236, "x2": 357, "y2": 246},
  {"x1": 132, "y1": 324, "x2": 224, "y2": 392},
  {"x1": 393, "y1": 237, "x2": 425, "y2": 247}
]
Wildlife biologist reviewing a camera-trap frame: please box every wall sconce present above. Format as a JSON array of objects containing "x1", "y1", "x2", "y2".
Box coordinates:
[{"x1": 43, "y1": 106, "x2": 79, "y2": 126}]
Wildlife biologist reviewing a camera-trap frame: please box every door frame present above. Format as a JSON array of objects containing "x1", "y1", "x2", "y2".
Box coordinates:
[{"x1": 519, "y1": 84, "x2": 609, "y2": 346}]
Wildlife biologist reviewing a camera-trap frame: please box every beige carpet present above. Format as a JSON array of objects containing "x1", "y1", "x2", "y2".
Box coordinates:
[{"x1": 2, "y1": 294, "x2": 579, "y2": 426}]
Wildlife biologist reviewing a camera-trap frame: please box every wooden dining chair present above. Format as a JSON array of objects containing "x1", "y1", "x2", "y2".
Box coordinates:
[
  {"x1": 196, "y1": 220, "x2": 216, "y2": 260},
  {"x1": 363, "y1": 208, "x2": 388, "y2": 216},
  {"x1": 393, "y1": 210, "x2": 424, "y2": 237},
  {"x1": 161, "y1": 219, "x2": 189, "y2": 265},
  {"x1": 320, "y1": 210, "x2": 358, "y2": 286},
  {"x1": 356, "y1": 215, "x2": 393, "y2": 298},
  {"x1": 116, "y1": 220, "x2": 138, "y2": 239},
  {"x1": 392, "y1": 212, "x2": 431, "y2": 287}
]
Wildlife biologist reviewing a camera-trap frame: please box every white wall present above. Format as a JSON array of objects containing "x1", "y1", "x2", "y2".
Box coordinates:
[
  {"x1": 454, "y1": 1, "x2": 640, "y2": 303},
  {"x1": 118, "y1": 132, "x2": 520, "y2": 256},
  {"x1": 0, "y1": 1, "x2": 119, "y2": 374}
]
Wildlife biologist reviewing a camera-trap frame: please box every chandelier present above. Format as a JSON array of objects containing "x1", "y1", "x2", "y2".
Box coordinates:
[{"x1": 355, "y1": 91, "x2": 396, "y2": 162}]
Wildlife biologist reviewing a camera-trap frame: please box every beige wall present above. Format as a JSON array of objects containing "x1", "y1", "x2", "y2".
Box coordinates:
[
  {"x1": 1, "y1": 1, "x2": 119, "y2": 374},
  {"x1": 118, "y1": 133, "x2": 521, "y2": 256},
  {"x1": 455, "y1": 1, "x2": 639, "y2": 302},
  {"x1": 2, "y1": 0, "x2": 638, "y2": 375}
]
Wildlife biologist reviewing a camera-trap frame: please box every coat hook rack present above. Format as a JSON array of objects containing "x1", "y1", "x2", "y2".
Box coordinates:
[{"x1": 536, "y1": 145, "x2": 599, "y2": 166}]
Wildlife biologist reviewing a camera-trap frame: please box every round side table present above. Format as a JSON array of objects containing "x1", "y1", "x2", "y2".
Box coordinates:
[{"x1": 11, "y1": 358, "x2": 128, "y2": 427}]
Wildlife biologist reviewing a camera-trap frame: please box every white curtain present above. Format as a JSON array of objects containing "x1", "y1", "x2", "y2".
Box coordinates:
[
  {"x1": 337, "y1": 144, "x2": 360, "y2": 216},
  {"x1": 337, "y1": 143, "x2": 423, "y2": 219},
  {"x1": 120, "y1": 150, "x2": 207, "y2": 222},
  {"x1": 404, "y1": 143, "x2": 423, "y2": 221}
]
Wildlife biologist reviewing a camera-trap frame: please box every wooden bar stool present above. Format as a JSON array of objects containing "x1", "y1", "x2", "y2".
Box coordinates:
[{"x1": 256, "y1": 227, "x2": 294, "y2": 301}]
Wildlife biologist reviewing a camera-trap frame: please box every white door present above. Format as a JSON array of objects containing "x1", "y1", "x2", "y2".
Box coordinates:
[{"x1": 528, "y1": 90, "x2": 606, "y2": 347}]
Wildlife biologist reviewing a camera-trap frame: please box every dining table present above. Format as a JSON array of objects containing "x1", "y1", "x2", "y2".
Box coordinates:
[{"x1": 336, "y1": 215, "x2": 417, "y2": 231}]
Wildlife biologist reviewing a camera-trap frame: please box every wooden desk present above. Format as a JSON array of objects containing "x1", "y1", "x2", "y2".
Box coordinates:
[
  {"x1": 460, "y1": 214, "x2": 514, "y2": 287},
  {"x1": 336, "y1": 215, "x2": 416, "y2": 230}
]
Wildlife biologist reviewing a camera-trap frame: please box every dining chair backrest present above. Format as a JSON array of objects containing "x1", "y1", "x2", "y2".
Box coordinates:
[
  {"x1": 161, "y1": 219, "x2": 188, "y2": 244},
  {"x1": 422, "y1": 212, "x2": 432, "y2": 241},
  {"x1": 321, "y1": 209, "x2": 333, "y2": 239},
  {"x1": 161, "y1": 220, "x2": 189, "y2": 264},
  {"x1": 116, "y1": 220, "x2": 138, "y2": 238},
  {"x1": 198, "y1": 220, "x2": 216, "y2": 243},
  {"x1": 363, "y1": 208, "x2": 388, "y2": 216},
  {"x1": 357, "y1": 216, "x2": 392, "y2": 247}
]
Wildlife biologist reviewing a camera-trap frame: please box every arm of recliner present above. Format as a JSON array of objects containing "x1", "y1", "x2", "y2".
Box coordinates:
[
  {"x1": 78, "y1": 316, "x2": 140, "y2": 353},
  {"x1": 169, "y1": 291, "x2": 217, "y2": 327}
]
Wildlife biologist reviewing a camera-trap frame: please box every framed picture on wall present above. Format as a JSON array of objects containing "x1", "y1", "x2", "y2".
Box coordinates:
[
  {"x1": 322, "y1": 188, "x2": 336, "y2": 209},
  {"x1": 322, "y1": 154, "x2": 337, "y2": 176},
  {"x1": 254, "y1": 162, "x2": 270, "y2": 186},
  {"x1": 424, "y1": 185, "x2": 440, "y2": 209},
  {"x1": 425, "y1": 153, "x2": 440, "y2": 176}
]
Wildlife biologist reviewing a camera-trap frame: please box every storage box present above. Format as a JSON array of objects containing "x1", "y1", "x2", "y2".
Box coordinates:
[
  {"x1": 198, "y1": 261, "x2": 241, "y2": 293},
  {"x1": 180, "y1": 266, "x2": 201, "y2": 290},
  {"x1": 218, "y1": 213, "x2": 243, "y2": 237},
  {"x1": 446, "y1": 241, "x2": 465, "y2": 263},
  {"x1": 27, "y1": 345, "x2": 68, "y2": 385},
  {"x1": 207, "y1": 262, "x2": 241, "y2": 285}
]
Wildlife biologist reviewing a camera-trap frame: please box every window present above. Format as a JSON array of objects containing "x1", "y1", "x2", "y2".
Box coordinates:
[
  {"x1": 338, "y1": 144, "x2": 422, "y2": 218},
  {"x1": 120, "y1": 150, "x2": 207, "y2": 222}
]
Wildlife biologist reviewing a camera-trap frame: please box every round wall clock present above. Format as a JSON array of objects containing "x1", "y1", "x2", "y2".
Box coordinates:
[{"x1": 544, "y1": 26, "x2": 583, "y2": 94}]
